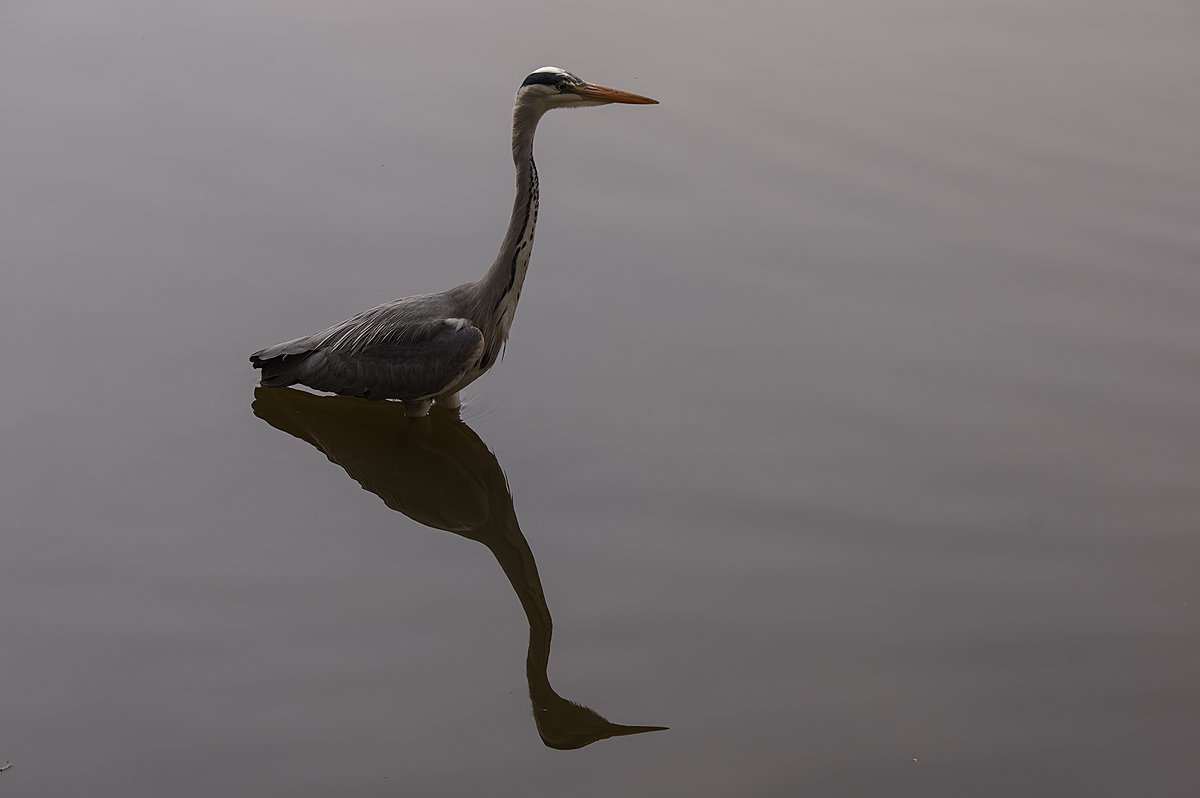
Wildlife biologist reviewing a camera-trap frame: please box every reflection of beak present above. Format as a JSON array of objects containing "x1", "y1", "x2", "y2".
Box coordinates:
[
  {"x1": 574, "y1": 82, "x2": 659, "y2": 105},
  {"x1": 607, "y1": 723, "x2": 670, "y2": 737}
]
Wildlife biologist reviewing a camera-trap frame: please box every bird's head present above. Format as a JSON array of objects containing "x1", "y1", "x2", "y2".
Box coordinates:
[{"x1": 517, "y1": 66, "x2": 658, "y2": 110}]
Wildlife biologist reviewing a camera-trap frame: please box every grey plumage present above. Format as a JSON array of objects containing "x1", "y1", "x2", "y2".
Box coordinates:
[
  {"x1": 250, "y1": 67, "x2": 657, "y2": 416},
  {"x1": 253, "y1": 288, "x2": 483, "y2": 400}
]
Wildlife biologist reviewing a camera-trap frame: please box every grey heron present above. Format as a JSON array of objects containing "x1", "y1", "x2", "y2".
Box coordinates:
[{"x1": 250, "y1": 67, "x2": 657, "y2": 416}]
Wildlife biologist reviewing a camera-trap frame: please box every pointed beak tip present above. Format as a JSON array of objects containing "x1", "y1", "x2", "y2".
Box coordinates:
[{"x1": 623, "y1": 92, "x2": 659, "y2": 106}]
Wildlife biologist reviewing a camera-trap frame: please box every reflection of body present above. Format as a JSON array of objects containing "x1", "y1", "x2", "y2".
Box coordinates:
[{"x1": 253, "y1": 387, "x2": 666, "y2": 749}]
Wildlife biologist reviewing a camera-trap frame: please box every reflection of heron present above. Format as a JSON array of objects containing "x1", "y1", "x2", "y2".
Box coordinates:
[
  {"x1": 252, "y1": 387, "x2": 667, "y2": 749},
  {"x1": 250, "y1": 67, "x2": 657, "y2": 417}
]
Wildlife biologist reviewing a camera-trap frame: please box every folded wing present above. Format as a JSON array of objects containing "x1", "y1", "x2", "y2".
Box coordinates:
[{"x1": 251, "y1": 312, "x2": 484, "y2": 401}]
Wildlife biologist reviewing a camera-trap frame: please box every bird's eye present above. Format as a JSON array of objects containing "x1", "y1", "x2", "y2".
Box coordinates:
[{"x1": 556, "y1": 82, "x2": 573, "y2": 93}]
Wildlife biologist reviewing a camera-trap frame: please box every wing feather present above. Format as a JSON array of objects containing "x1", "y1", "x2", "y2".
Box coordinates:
[{"x1": 252, "y1": 305, "x2": 485, "y2": 401}]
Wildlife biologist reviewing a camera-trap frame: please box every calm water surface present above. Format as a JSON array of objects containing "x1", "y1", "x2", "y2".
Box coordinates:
[{"x1": 3, "y1": 1, "x2": 1198, "y2": 795}]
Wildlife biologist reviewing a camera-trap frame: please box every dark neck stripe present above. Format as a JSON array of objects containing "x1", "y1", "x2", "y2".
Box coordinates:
[{"x1": 493, "y1": 157, "x2": 538, "y2": 313}]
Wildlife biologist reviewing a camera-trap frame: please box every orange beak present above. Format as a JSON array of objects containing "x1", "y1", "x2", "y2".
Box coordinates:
[{"x1": 573, "y1": 82, "x2": 659, "y2": 105}]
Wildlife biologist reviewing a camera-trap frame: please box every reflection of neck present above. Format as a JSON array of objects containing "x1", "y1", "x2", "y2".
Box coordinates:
[
  {"x1": 479, "y1": 506, "x2": 667, "y2": 750},
  {"x1": 471, "y1": 506, "x2": 556, "y2": 705}
]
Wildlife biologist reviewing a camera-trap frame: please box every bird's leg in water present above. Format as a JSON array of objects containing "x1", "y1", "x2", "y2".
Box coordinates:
[
  {"x1": 404, "y1": 399, "x2": 432, "y2": 418},
  {"x1": 437, "y1": 392, "x2": 462, "y2": 410}
]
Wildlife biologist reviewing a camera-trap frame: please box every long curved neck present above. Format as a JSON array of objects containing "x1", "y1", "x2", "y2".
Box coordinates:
[{"x1": 474, "y1": 100, "x2": 546, "y2": 356}]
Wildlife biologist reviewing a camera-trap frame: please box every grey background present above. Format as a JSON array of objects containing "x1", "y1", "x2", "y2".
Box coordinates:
[{"x1": 3, "y1": 1, "x2": 1198, "y2": 795}]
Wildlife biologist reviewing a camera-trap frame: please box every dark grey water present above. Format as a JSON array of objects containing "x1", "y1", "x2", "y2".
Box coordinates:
[{"x1": 3, "y1": 1, "x2": 1198, "y2": 795}]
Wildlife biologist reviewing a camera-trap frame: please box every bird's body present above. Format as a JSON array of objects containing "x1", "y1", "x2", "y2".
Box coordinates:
[
  {"x1": 250, "y1": 67, "x2": 656, "y2": 416},
  {"x1": 252, "y1": 286, "x2": 487, "y2": 415}
]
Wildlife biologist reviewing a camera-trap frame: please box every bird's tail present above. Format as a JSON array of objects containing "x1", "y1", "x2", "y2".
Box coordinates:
[
  {"x1": 250, "y1": 330, "x2": 328, "y2": 387},
  {"x1": 250, "y1": 344, "x2": 317, "y2": 388}
]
